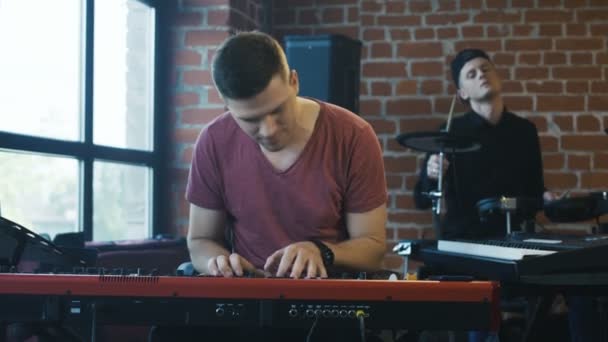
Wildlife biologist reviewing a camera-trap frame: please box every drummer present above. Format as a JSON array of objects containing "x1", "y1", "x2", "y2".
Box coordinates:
[
  {"x1": 414, "y1": 48, "x2": 601, "y2": 342},
  {"x1": 413, "y1": 48, "x2": 554, "y2": 239}
]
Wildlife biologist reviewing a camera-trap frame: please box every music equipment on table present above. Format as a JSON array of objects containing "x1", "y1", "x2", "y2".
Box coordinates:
[
  {"x1": 417, "y1": 234, "x2": 608, "y2": 283},
  {"x1": 476, "y1": 197, "x2": 542, "y2": 235},
  {"x1": 0, "y1": 272, "x2": 501, "y2": 341}
]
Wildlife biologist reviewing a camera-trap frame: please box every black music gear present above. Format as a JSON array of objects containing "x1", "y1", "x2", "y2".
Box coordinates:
[
  {"x1": 395, "y1": 131, "x2": 480, "y2": 154},
  {"x1": 416, "y1": 233, "x2": 608, "y2": 283},
  {"x1": 544, "y1": 195, "x2": 608, "y2": 223},
  {"x1": 476, "y1": 197, "x2": 543, "y2": 235}
]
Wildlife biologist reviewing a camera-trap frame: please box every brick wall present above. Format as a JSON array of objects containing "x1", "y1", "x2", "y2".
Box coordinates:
[
  {"x1": 168, "y1": 0, "x2": 264, "y2": 236},
  {"x1": 167, "y1": 0, "x2": 608, "y2": 271}
]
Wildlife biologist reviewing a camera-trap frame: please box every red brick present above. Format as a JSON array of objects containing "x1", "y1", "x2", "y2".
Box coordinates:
[
  {"x1": 414, "y1": 28, "x2": 435, "y2": 40},
  {"x1": 408, "y1": 0, "x2": 432, "y2": 12},
  {"x1": 316, "y1": 26, "x2": 359, "y2": 40},
  {"x1": 386, "y1": 99, "x2": 432, "y2": 115},
  {"x1": 486, "y1": 0, "x2": 508, "y2": 8},
  {"x1": 370, "y1": 42, "x2": 393, "y2": 58},
  {"x1": 566, "y1": 24, "x2": 588, "y2": 36},
  {"x1": 540, "y1": 135, "x2": 559, "y2": 152},
  {"x1": 378, "y1": 15, "x2": 421, "y2": 26},
  {"x1": 544, "y1": 52, "x2": 567, "y2": 65},
  {"x1": 571, "y1": 53, "x2": 593, "y2": 64},
  {"x1": 538, "y1": 0, "x2": 563, "y2": 6},
  {"x1": 568, "y1": 154, "x2": 591, "y2": 170},
  {"x1": 595, "y1": 153, "x2": 608, "y2": 169},
  {"x1": 420, "y1": 80, "x2": 444, "y2": 94},
  {"x1": 175, "y1": 12, "x2": 202, "y2": 26},
  {"x1": 208, "y1": 9, "x2": 230, "y2": 25},
  {"x1": 562, "y1": 135, "x2": 608, "y2": 151},
  {"x1": 599, "y1": 52, "x2": 608, "y2": 66},
  {"x1": 493, "y1": 53, "x2": 516, "y2": 65},
  {"x1": 174, "y1": 50, "x2": 202, "y2": 66},
  {"x1": 536, "y1": 96, "x2": 585, "y2": 111},
  {"x1": 513, "y1": 25, "x2": 535, "y2": 36},
  {"x1": 526, "y1": 81, "x2": 563, "y2": 94},
  {"x1": 426, "y1": 13, "x2": 470, "y2": 25},
  {"x1": 566, "y1": 81, "x2": 589, "y2": 94},
  {"x1": 390, "y1": 29, "x2": 411, "y2": 41},
  {"x1": 183, "y1": 0, "x2": 228, "y2": 7},
  {"x1": 474, "y1": 11, "x2": 520, "y2": 23},
  {"x1": 505, "y1": 39, "x2": 552, "y2": 51},
  {"x1": 577, "y1": 115, "x2": 601, "y2": 132},
  {"x1": 539, "y1": 24, "x2": 563, "y2": 36},
  {"x1": 363, "y1": 28, "x2": 386, "y2": 41},
  {"x1": 502, "y1": 81, "x2": 524, "y2": 93},
  {"x1": 359, "y1": 99, "x2": 382, "y2": 116},
  {"x1": 515, "y1": 67, "x2": 549, "y2": 80},
  {"x1": 433, "y1": 97, "x2": 468, "y2": 114},
  {"x1": 578, "y1": 10, "x2": 608, "y2": 22},
  {"x1": 528, "y1": 116, "x2": 548, "y2": 132},
  {"x1": 361, "y1": 0, "x2": 383, "y2": 12},
  {"x1": 371, "y1": 82, "x2": 392, "y2": 96},
  {"x1": 487, "y1": 25, "x2": 510, "y2": 37},
  {"x1": 461, "y1": 26, "x2": 484, "y2": 38},
  {"x1": 207, "y1": 87, "x2": 223, "y2": 104},
  {"x1": 185, "y1": 30, "x2": 229, "y2": 46},
  {"x1": 553, "y1": 115, "x2": 574, "y2": 132},
  {"x1": 183, "y1": 70, "x2": 212, "y2": 86},
  {"x1": 525, "y1": 10, "x2": 573, "y2": 22},
  {"x1": 322, "y1": 8, "x2": 344, "y2": 23},
  {"x1": 556, "y1": 38, "x2": 604, "y2": 51},
  {"x1": 581, "y1": 172, "x2": 608, "y2": 188},
  {"x1": 362, "y1": 62, "x2": 407, "y2": 78},
  {"x1": 411, "y1": 62, "x2": 444, "y2": 77},
  {"x1": 396, "y1": 81, "x2": 418, "y2": 95},
  {"x1": 389, "y1": 212, "x2": 433, "y2": 225},
  {"x1": 386, "y1": 175, "x2": 403, "y2": 190},
  {"x1": 395, "y1": 194, "x2": 416, "y2": 209},
  {"x1": 360, "y1": 14, "x2": 374, "y2": 26},
  {"x1": 589, "y1": 96, "x2": 608, "y2": 111},
  {"x1": 454, "y1": 40, "x2": 502, "y2": 52},
  {"x1": 437, "y1": 28, "x2": 458, "y2": 39},
  {"x1": 590, "y1": 24, "x2": 608, "y2": 36},
  {"x1": 173, "y1": 92, "x2": 200, "y2": 107},
  {"x1": 543, "y1": 153, "x2": 565, "y2": 170},
  {"x1": 399, "y1": 118, "x2": 444, "y2": 133},
  {"x1": 348, "y1": 7, "x2": 359, "y2": 22},
  {"x1": 397, "y1": 42, "x2": 443, "y2": 58},
  {"x1": 503, "y1": 96, "x2": 534, "y2": 111},
  {"x1": 386, "y1": 1, "x2": 406, "y2": 13},
  {"x1": 369, "y1": 119, "x2": 397, "y2": 134},
  {"x1": 591, "y1": 82, "x2": 608, "y2": 93},
  {"x1": 461, "y1": 0, "x2": 483, "y2": 9},
  {"x1": 544, "y1": 172, "x2": 579, "y2": 189},
  {"x1": 564, "y1": 0, "x2": 588, "y2": 7},
  {"x1": 297, "y1": 9, "x2": 318, "y2": 25},
  {"x1": 384, "y1": 156, "x2": 418, "y2": 173}
]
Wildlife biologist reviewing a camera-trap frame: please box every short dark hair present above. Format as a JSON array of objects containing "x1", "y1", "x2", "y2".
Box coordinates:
[
  {"x1": 450, "y1": 48, "x2": 491, "y2": 89},
  {"x1": 212, "y1": 31, "x2": 287, "y2": 100}
]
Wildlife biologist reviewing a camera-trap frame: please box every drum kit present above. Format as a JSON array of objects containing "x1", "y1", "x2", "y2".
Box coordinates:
[{"x1": 395, "y1": 98, "x2": 607, "y2": 238}]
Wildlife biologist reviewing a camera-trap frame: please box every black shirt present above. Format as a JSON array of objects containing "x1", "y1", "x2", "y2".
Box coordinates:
[{"x1": 414, "y1": 110, "x2": 545, "y2": 239}]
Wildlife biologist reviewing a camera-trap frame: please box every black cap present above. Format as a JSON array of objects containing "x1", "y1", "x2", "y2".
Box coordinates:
[{"x1": 451, "y1": 49, "x2": 491, "y2": 89}]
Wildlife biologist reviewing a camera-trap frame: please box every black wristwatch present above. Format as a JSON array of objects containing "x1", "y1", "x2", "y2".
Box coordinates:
[{"x1": 310, "y1": 240, "x2": 334, "y2": 268}]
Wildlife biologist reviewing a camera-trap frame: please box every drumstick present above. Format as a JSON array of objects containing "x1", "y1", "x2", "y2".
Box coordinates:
[{"x1": 445, "y1": 94, "x2": 457, "y2": 133}]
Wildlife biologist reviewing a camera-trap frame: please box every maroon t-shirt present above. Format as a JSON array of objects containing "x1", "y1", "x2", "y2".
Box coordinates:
[{"x1": 185, "y1": 100, "x2": 387, "y2": 268}]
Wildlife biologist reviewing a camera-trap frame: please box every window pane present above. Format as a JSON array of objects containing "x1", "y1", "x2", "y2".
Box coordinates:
[
  {"x1": 94, "y1": 0, "x2": 155, "y2": 151},
  {"x1": 0, "y1": 150, "x2": 79, "y2": 239},
  {"x1": 0, "y1": 0, "x2": 81, "y2": 141},
  {"x1": 93, "y1": 161, "x2": 150, "y2": 241}
]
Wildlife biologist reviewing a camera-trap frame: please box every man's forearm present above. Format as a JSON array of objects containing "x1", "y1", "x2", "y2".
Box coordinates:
[
  {"x1": 326, "y1": 237, "x2": 386, "y2": 271},
  {"x1": 187, "y1": 238, "x2": 231, "y2": 274}
]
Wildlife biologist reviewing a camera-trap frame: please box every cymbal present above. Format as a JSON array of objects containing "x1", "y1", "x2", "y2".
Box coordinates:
[{"x1": 395, "y1": 131, "x2": 480, "y2": 154}]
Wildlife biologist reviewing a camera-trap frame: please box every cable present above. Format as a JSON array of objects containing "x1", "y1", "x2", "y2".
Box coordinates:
[
  {"x1": 356, "y1": 310, "x2": 366, "y2": 342},
  {"x1": 305, "y1": 315, "x2": 319, "y2": 342}
]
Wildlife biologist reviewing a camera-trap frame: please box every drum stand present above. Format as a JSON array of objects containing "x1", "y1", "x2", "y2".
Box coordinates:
[{"x1": 428, "y1": 151, "x2": 445, "y2": 240}]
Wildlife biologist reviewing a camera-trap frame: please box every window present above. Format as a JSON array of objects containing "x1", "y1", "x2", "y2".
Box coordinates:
[{"x1": 0, "y1": 0, "x2": 166, "y2": 241}]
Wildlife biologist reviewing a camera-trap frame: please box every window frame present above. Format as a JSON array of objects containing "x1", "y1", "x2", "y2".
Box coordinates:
[{"x1": 0, "y1": 0, "x2": 169, "y2": 241}]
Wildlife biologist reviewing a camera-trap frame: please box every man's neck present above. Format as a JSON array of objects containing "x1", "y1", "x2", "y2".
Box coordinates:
[{"x1": 470, "y1": 97, "x2": 504, "y2": 125}]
